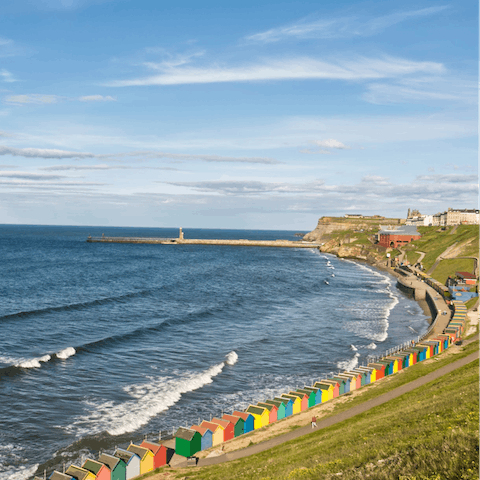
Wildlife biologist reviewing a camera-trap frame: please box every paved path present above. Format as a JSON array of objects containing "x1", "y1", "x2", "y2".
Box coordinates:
[{"x1": 178, "y1": 341, "x2": 478, "y2": 468}]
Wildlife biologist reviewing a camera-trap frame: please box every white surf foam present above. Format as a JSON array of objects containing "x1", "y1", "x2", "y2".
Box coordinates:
[
  {"x1": 408, "y1": 326, "x2": 419, "y2": 333},
  {"x1": 225, "y1": 350, "x2": 238, "y2": 365},
  {"x1": 350, "y1": 344, "x2": 358, "y2": 351},
  {"x1": 69, "y1": 352, "x2": 236, "y2": 436},
  {"x1": 0, "y1": 464, "x2": 39, "y2": 480},
  {"x1": 337, "y1": 353, "x2": 360, "y2": 371},
  {"x1": 18, "y1": 354, "x2": 51, "y2": 369},
  {"x1": 366, "y1": 342, "x2": 377, "y2": 349},
  {"x1": 56, "y1": 347, "x2": 76, "y2": 359}
]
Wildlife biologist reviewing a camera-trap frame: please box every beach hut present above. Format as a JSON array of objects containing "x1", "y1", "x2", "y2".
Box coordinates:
[
  {"x1": 368, "y1": 363, "x2": 386, "y2": 379},
  {"x1": 404, "y1": 349, "x2": 419, "y2": 364},
  {"x1": 49, "y1": 473, "x2": 74, "y2": 480},
  {"x1": 351, "y1": 369, "x2": 367, "y2": 386},
  {"x1": 435, "y1": 335, "x2": 451, "y2": 349},
  {"x1": 257, "y1": 402, "x2": 278, "y2": 423},
  {"x1": 376, "y1": 359, "x2": 394, "y2": 375},
  {"x1": 114, "y1": 449, "x2": 140, "y2": 480},
  {"x1": 345, "y1": 371, "x2": 362, "y2": 389},
  {"x1": 416, "y1": 343, "x2": 433, "y2": 359},
  {"x1": 280, "y1": 394, "x2": 302, "y2": 414},
  {"x1": 355, "y1": 366, "x2": 374, "y2": 383},
  {"x1": 82, "y1": 459, "x2": 110, "y2": 480},
  {"x1": 175, "y1": 427, "x2": 201, "y2": 457},
  {"x1": 127, "y1": 444, "x2": 154, "y2": 475},
  {"x1": 200, "y1": 421, "x2": 224, "y2": 446},
  {"x1": 314, "y1": 381, "x2": 336, "y2": 399},
  {"x1": 331, "y1": 376, "x2": 348, "y2": 394},
  {"x1": 140, "y1": 440, "x2": 168, "y2": 469},
  {"x1": 385, "y1": 356, "x2": 401, "y2": 371},
  {"x1": 411, "y1": 346, "x2": 427, "y2": 362},
  {"x1": 301, "y1": 386, "x2": 323, "y2": 405},
  {"x1": 273, "y1": 397, "x2": 293, "y2": 417},
  {"x1": 338, "y1": 373, "x2": 356, "y2": 391},
  {"x1": 264, "y1": 400, "x2": 286, "y2": 420},
  {"x1": 98, "y1": 453, "x2": 126, "y2": 480},
  {"x1": 296, "y1": 388, "x2": 317, "y2": 407},
  {"x1": 191, "y1": 425, "x2": 213, "y2": 451},
  {"x1": 316, "y1": 380, "x2": 339, "y2": 398},
  {"x1": 232, "y1": 411, "x2": 254, "y2": 433},
  {"x1": 222, "y1": 414, "x2": 245, "y2": 437},
  {"x1": 65, "y1": 465, "x2": 95, "y2": 480},
  {"x1": 246, "y1": 405, "x2": 269, "y2": 428},
  {"x1": 211, "y1": 417, "x2": 234, "y2": 442},
  {"x1": 288, "y1": 391, "x2": 309, "y2": 410}
]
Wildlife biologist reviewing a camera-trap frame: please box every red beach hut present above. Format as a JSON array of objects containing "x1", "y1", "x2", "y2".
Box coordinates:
[
  {"x1": 315, "y1": 380, "x2": 339, "y2": 398},
  {"x1": 211, "y1": 417, "x2": 234, "y2": 442},
  {"x1": 257, "y1": 402, "x2": 278, "y2": 423},
  {"x1": 288, "y1": 391, "x2": 309, "y2": 411},
  {"x1": 82, "y1": 459, "x2": 110, "y2": 480},
  {"x1": 140, "y1": 440, "x2": 167, "y2": 469}
]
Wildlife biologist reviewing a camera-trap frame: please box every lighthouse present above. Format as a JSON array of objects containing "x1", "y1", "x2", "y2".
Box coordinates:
[{"x1": 179, "y1": 227, "x2": 184, "y2": 240}]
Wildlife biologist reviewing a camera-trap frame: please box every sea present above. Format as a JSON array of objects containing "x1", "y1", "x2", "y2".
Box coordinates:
[{"x1": 0, "y1": 225, "x2": 430, "y2": 479}]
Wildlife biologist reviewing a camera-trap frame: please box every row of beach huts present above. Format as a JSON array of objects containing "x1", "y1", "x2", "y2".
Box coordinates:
[{"x1": 37, "y1": 300, "x2": 467, "y2": 480}]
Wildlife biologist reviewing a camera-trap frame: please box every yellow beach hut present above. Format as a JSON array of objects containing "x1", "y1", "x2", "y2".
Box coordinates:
[
  {"x1": 200, "y1": 420, "x2": 224, "y2": 446},
  {"x1": 246, "y1": 405, "x2": 269, "y2": 429},
  {"x1": 127, "y1": 444, "x2": 154, "y2": 475},
  {"x1": 65, "y1": 465, "x2": 95, "y2": 480},
  {"x1": 314, "y1": 382, "x2": 334, "y2": 401}
]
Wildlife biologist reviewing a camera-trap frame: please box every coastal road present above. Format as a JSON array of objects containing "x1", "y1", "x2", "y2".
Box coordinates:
[{"x1": 174, "y1": 338, "x2": 478, "y2": 469}]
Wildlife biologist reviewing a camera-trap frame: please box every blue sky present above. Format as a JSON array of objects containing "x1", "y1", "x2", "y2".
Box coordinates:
[{"x1": 0, "y1": 0, "x2": 477, "y2": 230}]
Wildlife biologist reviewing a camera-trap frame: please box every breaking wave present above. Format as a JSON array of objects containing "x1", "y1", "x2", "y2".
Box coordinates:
[
  {"x1": 68, "y1": 352, "x2": 238, "y2": 436},
  {"x1": 337, "y1": 353, "x2": 360, "y2": 371}
]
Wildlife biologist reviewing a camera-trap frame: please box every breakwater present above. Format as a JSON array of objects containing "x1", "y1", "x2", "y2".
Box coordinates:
[{"x1": 86, "y1": 236, "x2": 322, "y2": 248}]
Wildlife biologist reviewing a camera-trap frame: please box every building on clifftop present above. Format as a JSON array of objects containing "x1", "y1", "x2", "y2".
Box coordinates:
[{"x1": 377, "y1": 225, "x2": 421, "y2": 248}]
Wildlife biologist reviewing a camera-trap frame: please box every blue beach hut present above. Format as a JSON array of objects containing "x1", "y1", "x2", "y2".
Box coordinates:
[
  {"x1": 191, "y1": 425, "x2": 213, "y2": 451},
  {"x1": 273, "y1": 397, "x2": 293, "y2": 417},
  {"x1": 232, "y1": 411, "x2": 254, "y2": 433}
]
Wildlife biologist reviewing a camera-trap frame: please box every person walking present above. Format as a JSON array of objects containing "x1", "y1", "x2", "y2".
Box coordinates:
[{"x1": 311, "y1": 415, "x2": 317, "y2": 428}]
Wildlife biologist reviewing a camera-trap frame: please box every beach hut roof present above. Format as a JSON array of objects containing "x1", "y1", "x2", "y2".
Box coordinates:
[
  {"x1": 141, "y1": 440, "x2": 164, "y2": 455},
  {"x1": 49, "y1": 473, "x2": 73, "y2": 480},
  {"x1": 314, "y1": 383, "x2": 333, "y2": 391},
  {"x1": 232, "y1": 411, "x2": 253, "y2": 422},
  {"x1": 98, "y1": 453, "x2": 120, "y2": 470},
  {"x1": 247, "y1": 405, "x2": 266, "y2": 416},
  {"x1": 127, "y1": 444, "x2": 150, "y2": 460},
  {"x1": 289, "y1": 391, "x2": 307, "y2": 399},
  {"x1": 222, "y1": 414, "x2": 243, "y2": 425},
  {"x1": 201, "y1": 421, "x2": 222, "y2": 432},
  {"x1": 265, "y1": 399, "x2": 283, "y2": 408},
  {"x1": 190, "y1": 425, "x2": 210, "y2": 435},
  {"x1": 82, "y1": 459, "x2": 104, "y2": 475},
  {"x1": 175, "y1": 427, "x2": 198, "y2": 441},
  {"x1": 273, "y1": 397, "x2": 291, "y2": 405},
  {"x1": 65, "y1": 466, "x2": 90, "y2": 480},
  {"x1": 258, "y1": 402, "x2": 276, "y2": 412},
  {"x1": 211, "y1": 418, "x2": 230, "y2": 429},
  {"x1": 114, "y1": 449, "x2": 137, "y2": 464}
]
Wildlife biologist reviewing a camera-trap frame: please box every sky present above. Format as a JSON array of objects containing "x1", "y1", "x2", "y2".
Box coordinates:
[{"x1": 0, "y1": 0, "x2": 477, "y2": 230}]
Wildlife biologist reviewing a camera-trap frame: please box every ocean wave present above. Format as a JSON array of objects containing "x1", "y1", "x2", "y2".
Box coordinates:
[
  {"x1": 0, "y1": 289, "x2": 156, "y2": 322},
  {"x1": 0, "y1": 347, "x2": 76, "y2": 378},
  {"x1": 68, "y1": 352, "x2": 237, "y2": 436},
  {"x1": 350, "y1": 344, "x2": 358, "y2": 351},
  {"x1": 337, "y1": 353, "x2": 360, "y2": 371},
  {"x1": 0, "y1": 464, "x2": 39, "y2": 480},
  {"x1": 366, "y1": 342, "x2": 377, "y2": 349}
]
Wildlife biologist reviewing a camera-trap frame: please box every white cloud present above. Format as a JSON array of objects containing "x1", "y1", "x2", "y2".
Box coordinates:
[
  {"x1": 78, "y1": 95, "x2": 116, "y2": 102},
  {"x1": 0, "y1": 171, "x2": 66, "y2": 180},
  {"x1": 106, "y1": 56, "x2": 444, "y2": 87},
  {"x1": 416, "y1": 174, "x2": 478, "y2": 183},
  {"x1": 0, "y1": 145, "x2": 94, "y2": 159},
  {"x1": 0, "y1": 69, "x2": 16, "y2": 83},
  {"x1": 362, "y1": 175, "x2": 391, "y2": 185},
  {"x1": 5, "y1": 94, "x2": 60, "y2": 105},
  {"x1": 314, "y1": 139, "x2": 350, "y2": 149},
  {"x1": 40, "y1": 164, "x2": 182, "y2": 171},
  {"x1": 299, "y1": 149, "x2": 332, "y2": 155},
  {"x1": 244, "y1": 6, "x2": 449, "y2": 43}
]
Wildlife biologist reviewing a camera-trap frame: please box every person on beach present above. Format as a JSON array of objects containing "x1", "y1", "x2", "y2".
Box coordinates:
[{"x1": 311, "y1": 416, "x2": 317, "y2": 428}]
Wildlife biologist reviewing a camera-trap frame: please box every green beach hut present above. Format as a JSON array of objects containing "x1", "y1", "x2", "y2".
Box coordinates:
[
  {"x1": 264, "y1": 399, "x2": 286, "y2": 420},
  {"x1": 175, "y1": 427, "x2": 201, "y2": 457}
]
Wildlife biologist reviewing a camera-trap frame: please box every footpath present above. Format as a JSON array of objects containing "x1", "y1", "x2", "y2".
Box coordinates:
[{"x1": 170, "y1": 335, "x2": 478, "y2": 470}]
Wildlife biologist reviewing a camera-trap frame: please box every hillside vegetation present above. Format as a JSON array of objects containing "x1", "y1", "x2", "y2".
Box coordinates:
[{"x1": 303, "y1": 218, "x2": 478, "y2": 286}]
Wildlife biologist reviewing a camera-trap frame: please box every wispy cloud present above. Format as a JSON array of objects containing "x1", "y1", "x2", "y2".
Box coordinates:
[
  {"x1": 416, "y1": 174, "x2": 478, "y2": 183},
  {"x1": 299, "y1": 149, "x2": 332, "y2": 155},
  {"x1": 5, "y1": 94, "x2": 60, "y2": 105},
  {"x1": 106, "y1": 55, "x2": 444, "y2": 87},
  {"x1": 78, "y1": 95, "x2": 116, "y2": 102},
  {"x1": 0, "y1": 145, "x2": 95, "y2": 159},
  {"x1": 0, "y1": 69, "x2": 16, "y2": 83},
  {"x1": 0, "y1": 144, "x2": 280, "y2": 164},
  {"x1": 40, "y1": 164, "x2": 181, "y2": 171},
  {"x1": 245, "y1": 6, "x2": 449, "y2": 43},
  {"x1": 0, "y1": 171, "x2": 66, "y2": 180},
  {"x1": 163, "y1": 179, "x2": 326, "y2": 195},
  {"x1": 314, "y1": 139, "x2": 350, "y2": 149}
]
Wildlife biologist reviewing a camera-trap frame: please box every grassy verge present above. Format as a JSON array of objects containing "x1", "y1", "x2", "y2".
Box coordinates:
[
  {"x1": 431, "y1": 258, "x2": 476, "y2": 284},
  {"x1": 405, "y1": 250, "x2": 421, "y2": 265},
  {"x1": 465, "y1": 297, "x2": 478, "y2": 310},
  {"x1": 174, "y1": 358, "x2": 479, "y2": 480}
]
